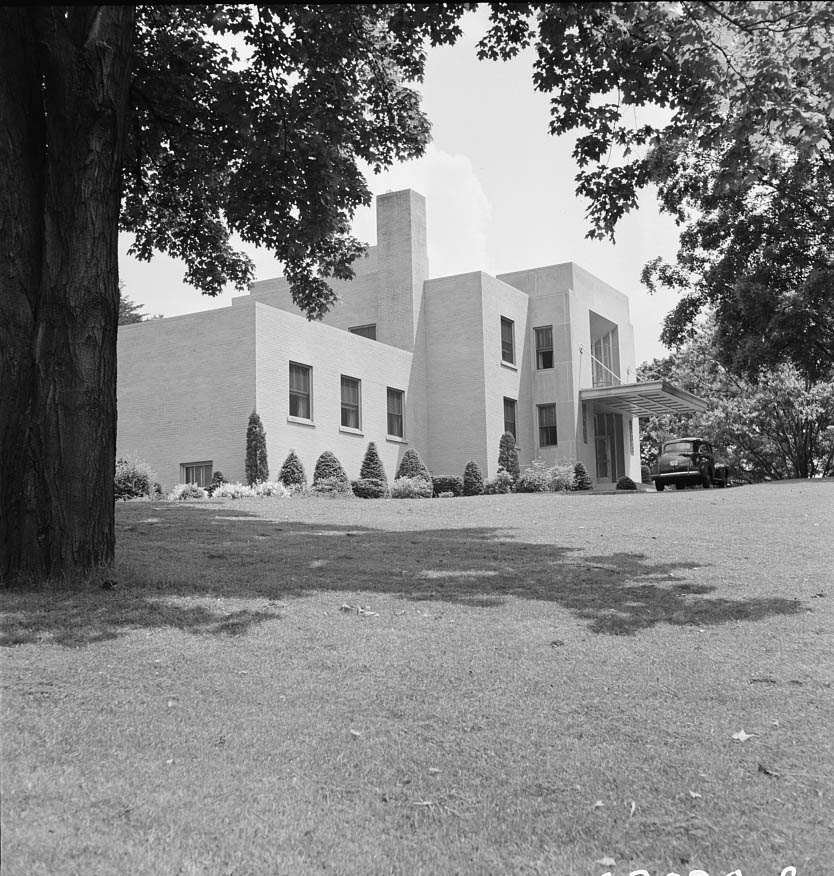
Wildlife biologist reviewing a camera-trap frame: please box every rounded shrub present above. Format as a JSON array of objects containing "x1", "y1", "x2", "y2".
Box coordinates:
[
  {"x1": 359, "y1": 442, "x2": 387, "y2": 485},
  {"x1": 483, "y1": 468, "x2": 514, "y2": 495},
  {"x1": 573, "y1": 461, "x2": 593, "y2": 491},
  {"x1": 171, "y1": 483, "x2": 207, "y2": 500},
  {"x1": 548, "y1": 460, "x2": 576, "y2": 492},
  {"x1": 352, "y1": 477, "x2": 387, "y2": 499},
  {"x1": 114, "y1": 456, "x2": 156, "y2": 500},
  {"x1": 212, "y1": 481, "x2": 256, "y2": 499},
  {"x1": 497, "y1": 432, "x2": 520, "y2": 483},
  {"x1": 390, "y1": 476, "x2": 433, "y2": 498},
  {"x1": 396, "y1": 448, "x2": 431, "y2": 483},
  {"x1": 462, "y1": 460, "x2": 484, "y2": 496},
  {"x1": 641, "y1": 463, "x2": 652, "y2": 485},
  {"x1": 279, "y1": 450, "x2": 307, "y2": 491},
  {"x1": 432, "y1": 476, "x2": 463, "y2": 497},
  {"x1": 616, "y1": 475, "x2": 638, "y2": 491},
  {"x1": 515, "y1": 459, "x2": 550, "y2": 493}
]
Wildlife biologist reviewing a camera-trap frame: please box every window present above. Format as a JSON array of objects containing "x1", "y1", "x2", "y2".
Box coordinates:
[
  {"x1": 387, "y1": 387, "x2": 405, "y2": 438},
  {"x1": 535, "y1": 326, "x2": 553, "y2": 369},
  {"x1": 340, "y1": 375, "x2": 361, "y2": 429},
  {"x1": 538, "y1": 404, "x2": 558, "y2": 446},
  {"x1": 503, "y1": 397, "x2": 517, "y2": 438},
  {"x1": 289, "y1": 362, "x2": 312, "y2": 419},
  {"x1": 181, "y1": 461, "x2": 212, "y2": 487},
  {"x1": 592, "y1": 330, "x2": 619, "y2": 387},
  {"x1": 349, "y1": 324, "x2": 376, "y2": 340},
  {"x1": 500, "y1": 317, "x2": 515, "y2": 364}
]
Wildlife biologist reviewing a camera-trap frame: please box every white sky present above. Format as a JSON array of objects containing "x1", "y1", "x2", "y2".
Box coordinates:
[{"x1": 119, "y1": 8, "x2": 683, "y2": 364}]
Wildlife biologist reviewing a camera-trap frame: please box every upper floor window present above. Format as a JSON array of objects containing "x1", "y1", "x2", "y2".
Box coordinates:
[
  {"x1": 349, "y1": 324, "x2": 376, "y2": 340},
  {"x1": 340, "y1": 375, "x2": 361, "y2": 429},
  {"x1": 537, "y1": 404, "x2": 558, "y2": 446},
  {"x1": 501, "y1": 317, "x2": 515, "y2": 364},
  {"x1": 591, "y1": 330, "x2": 620, "y2": 387},
  {"x1": 503, "y1": 397, "x2": 517, "y2": 438},
  {"x1": 535, "y1": 326, "x2": 553, "y2": 369},
  {"x1": 387, "y1": 387, "x2": 404, "y2": 438},
  {"x1": 289, "y1": 362, "x2": 312, "y2": 419}
]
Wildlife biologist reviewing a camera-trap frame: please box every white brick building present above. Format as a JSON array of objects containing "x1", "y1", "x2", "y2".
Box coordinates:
[{"x1": 117, "y1": 189, "x2": 704, "y2": 490}]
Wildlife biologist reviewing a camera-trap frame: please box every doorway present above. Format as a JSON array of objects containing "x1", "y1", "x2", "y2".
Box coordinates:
[{"x1": 593, "y1": 412, "x2": 625, "y2": 482}]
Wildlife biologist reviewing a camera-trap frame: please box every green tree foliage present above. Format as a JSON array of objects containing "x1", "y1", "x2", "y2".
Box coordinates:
[
  {"x1": 278, "y1": 450, "x2": 306, "y2": 490},
  {"x1": 462, "y1": 460, "x2": 484, "y2": 496},
  {"x1": 114, "y1": 457, "x2": 156, "y2": 500},
  {"x1": 497, "y1": 432, "x2": 520, "y2": 483},
  {"x1": 395, "y1": 448, "x2": 431, "y2": 483},
  {"x1": 207, "y1": 471, "x2": 226, "y2": 496},
  {"x1": 359, "y1": 442, "x2": 387, "y2": 484},
  {"x1": 638, "y1": 321, "x2": 834, "y2": 479},
  {"x1": 245, "y1": 411, "x2": 269, "y2": 485},
  {"x1": 573, "y1": 461, "x2": 592, "y2": 491},
  {"x1": 313, "y1": 451, "x2": 350, "y2": 489},
  {"x1": 1, "y1": 4, "x2": 465, "y2": 581},
  {"x1": 118, "y1": 292, "x2": 146, "y2": 326},
  {"x1": 481, "y1": 2, "x2": 834, "y2": 378}
]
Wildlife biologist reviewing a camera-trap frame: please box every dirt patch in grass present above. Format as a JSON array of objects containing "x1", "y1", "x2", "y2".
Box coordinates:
[{"x1": 2, "y1": 483, "x2": 832, "y2": 874}]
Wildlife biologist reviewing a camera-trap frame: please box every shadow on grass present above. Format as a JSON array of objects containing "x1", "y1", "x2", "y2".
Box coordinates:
[{"x1": 1, "y1": 503, "x2": 803, "y2": 646}]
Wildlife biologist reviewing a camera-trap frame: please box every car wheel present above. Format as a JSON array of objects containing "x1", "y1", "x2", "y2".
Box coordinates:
[{"x1": 655, "y1": 482, "x2": 665, "y2": 492}]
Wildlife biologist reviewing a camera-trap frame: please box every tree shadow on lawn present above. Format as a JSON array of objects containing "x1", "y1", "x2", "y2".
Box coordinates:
[{"x1": 1, "y1": 505, "x2": 803, "y2": 646}]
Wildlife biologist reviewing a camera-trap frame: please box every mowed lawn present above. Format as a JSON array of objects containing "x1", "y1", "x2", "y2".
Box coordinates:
[{"x1": 2, "y1": 482, "x2": 832, "y2": 876}]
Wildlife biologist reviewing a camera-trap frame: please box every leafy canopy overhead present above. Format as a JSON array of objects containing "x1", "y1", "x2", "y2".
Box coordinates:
[
  {"x1": 121, "y1": 4, "x2": 467, "y2": 318},
  {"x1": 480, "y1": 1, "x2": 834, "y2": 377},
  {"x1": 638, "y1": 319, "x2": 834, "y2": 480}
]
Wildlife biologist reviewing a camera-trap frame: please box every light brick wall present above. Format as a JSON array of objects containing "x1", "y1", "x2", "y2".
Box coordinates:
[
  {"x1": 254, "y1": 303, "x2": 423, "y2": 484},
  {"x1": 421, "y1": 272, "x2": 488, "y2": 478},
  {"x1": 422, "y1": 272, "x2": 528, "y2": 479},
  {"x1": 116, "y1": 305, "x2": 256, "y2": 489},
  {"x1": 376, "y1": 189, "x2": 429, "y2": 353}
]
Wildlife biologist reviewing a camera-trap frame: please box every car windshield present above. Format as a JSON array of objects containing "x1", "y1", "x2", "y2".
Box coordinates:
[{"x1": 663, "y1": 441, "x2": 694, "y2": 454}]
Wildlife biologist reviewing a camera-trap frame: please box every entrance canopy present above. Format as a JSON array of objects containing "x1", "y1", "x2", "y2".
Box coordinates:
[{"x1": 579, "y1": 380, "x2": 707, "y2": 417}]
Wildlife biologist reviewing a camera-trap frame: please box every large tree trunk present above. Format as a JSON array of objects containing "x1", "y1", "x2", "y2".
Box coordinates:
[{"x1": 1, "y1": 7, "x2": 135, "y2": 582}]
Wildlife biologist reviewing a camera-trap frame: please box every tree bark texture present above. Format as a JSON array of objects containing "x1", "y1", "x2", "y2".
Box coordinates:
[{"x1": 1, "y1": 7, "x2": 135, "y2": 581}]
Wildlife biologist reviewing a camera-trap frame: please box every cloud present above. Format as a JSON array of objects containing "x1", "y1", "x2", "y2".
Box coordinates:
[{"x1": 353, "y1": 144, "x2": 493, "y2": 277}]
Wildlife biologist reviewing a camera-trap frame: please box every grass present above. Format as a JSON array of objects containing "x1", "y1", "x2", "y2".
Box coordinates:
[{"x1": 2, "y1": 482, "x2": 832, "y2": 875}]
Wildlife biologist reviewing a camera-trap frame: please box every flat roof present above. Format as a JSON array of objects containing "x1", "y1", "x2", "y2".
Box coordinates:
[{"x1": 579, "y1": 380, "x2": 708, "y2": 416}]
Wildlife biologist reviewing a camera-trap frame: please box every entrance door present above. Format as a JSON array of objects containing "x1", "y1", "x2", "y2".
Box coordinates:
[
  {"x1": 594, "y1": 412, "x2": 625, "y2": 482},
  {"x1": 595, "y1": 435, "x2": 610, "y2": 480}
]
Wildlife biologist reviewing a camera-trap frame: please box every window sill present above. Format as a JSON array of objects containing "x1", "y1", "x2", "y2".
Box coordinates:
[
  {"x1": 501, "y1": 361, "x2": 518, "y2": 371},
  {"x1": 339, "y1": 426, "x2": 363, "y2": 436},
  {"x1": 386, "y1": 435, "x2": 408, "y2": 444},
  {"x1": 287, "y1": 416, "x2": 315, "y2": 427}
]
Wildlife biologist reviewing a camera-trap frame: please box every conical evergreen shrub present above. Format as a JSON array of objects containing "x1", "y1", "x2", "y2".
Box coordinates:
[
  {"x1": 395, "y1": 448, "x2": 431, "y2": 482},
  {"x1": 278, "y1": 449, "x2": 307, "y2": 490},
  {"x1": 359, "y1": 441, "x2": 387, "y2": 484},
  {"x1": 497, "y1": 432, "x2": 520, "y2": 483},
  {"x1": 245, "y1": 411, "x2": 269, "y2": 485},
  {"x1": 313, "y1": 451, "x2": 351, "y2": 491},
  {"x1": 573, "y1": 461, "x2": 592, "y2": 491},
  {"x1": 462, "y1": 460, "x2": 484, "y2": 496}
]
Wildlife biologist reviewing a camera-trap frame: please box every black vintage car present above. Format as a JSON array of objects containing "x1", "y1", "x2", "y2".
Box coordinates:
[{"x1": 652, "y1": 437, "x2": 730, "y2": 491}]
